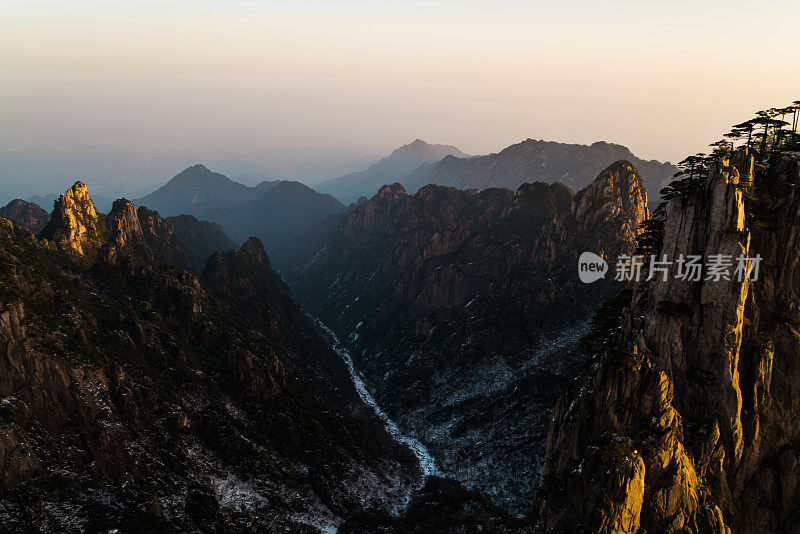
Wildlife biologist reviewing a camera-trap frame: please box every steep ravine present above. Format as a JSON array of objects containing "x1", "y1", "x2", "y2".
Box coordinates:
[
  {"x1": 292, "y1": 162, "x2": 650, "y2": 517},
  {"x1": 316, "y1": 321, "x2": 440, "y2": 490}
]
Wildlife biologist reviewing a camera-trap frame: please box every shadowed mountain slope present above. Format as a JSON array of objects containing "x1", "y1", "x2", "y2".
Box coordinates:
[
  {"x1": 291, "y1": 160, "x2": 649, "y2": 516},
  {"x1": 403, "y1": 139, "x2": 676, "y2": 201},
  {"x1": 0, "y1": 182, "x2": 421, "y2": 531}
]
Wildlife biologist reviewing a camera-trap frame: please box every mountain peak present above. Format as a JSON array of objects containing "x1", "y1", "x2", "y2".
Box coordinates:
[
  {"x1": 241, "y1": 236, "x2": 270, "y2": 267},
  {"x1": 108, "y1": 198, "x2": 145, "y2": 249},
  {"x1": 39, "y1": 181, "x2": 103, "y2": 255},
  {"x1": 571, "y1": 159, "x2": 649, "y2": 247},
  {"x1": 135, "y1": 165, "x2": 252, "y2": 217},
  {"x1": 170, "y1": 164, "x2": 230, "y2": 185},
  {"x1": 270, "y1": 180, "x2": 314, "y2": 195},
  {"x1": 0, "y1": 199, "x2": 50, "y2": 234},
  {"x1": 315, "y1": 141, "x2": 468, "y2": 202},
  {"x1": 202, "y1": 237, "x2": 274, "y2": 293},
  {"x1": 389, "y1": 139, "x2": 467, "y2": 160},
  {"x1": 63, "y1": 181, "x2": 95, "y2": 212}
]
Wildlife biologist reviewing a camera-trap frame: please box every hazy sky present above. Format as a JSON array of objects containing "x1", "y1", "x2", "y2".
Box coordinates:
[{"x1": 2, "y1": 0, "x2": 799, "y2": 167}]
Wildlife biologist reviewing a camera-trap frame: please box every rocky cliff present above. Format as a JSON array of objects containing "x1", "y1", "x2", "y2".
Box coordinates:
[
  {"x1": 39, "y1": 181, "x2": 105, "y2": 256},
  {"x1": 37, "y1": 185, "x2": 237, "y2": 273},
  {"x1": 0, "y1": 185, "x2": 420, "y2": 531},
  {"x1": 535, "y1": 150, "x2": 800, "y2": 533},
  {"x1": 292, "y1": 161, "x2": 649, "y2": 516},
  {"x1": 0, "y1": 199, "x2": 50, "y2": 234}
]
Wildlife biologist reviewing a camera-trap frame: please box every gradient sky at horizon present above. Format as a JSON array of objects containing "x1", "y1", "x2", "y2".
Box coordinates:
[{"x1": 2, "y1": 0, "x2": 799, "y2": 166}]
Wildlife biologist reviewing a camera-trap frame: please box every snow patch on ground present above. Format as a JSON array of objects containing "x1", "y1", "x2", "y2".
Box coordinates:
[{"x1": 316, "y1": 319, "x2": 440, "y2": 481}]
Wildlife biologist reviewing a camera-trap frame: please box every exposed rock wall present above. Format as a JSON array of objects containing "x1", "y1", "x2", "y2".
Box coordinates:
[
  {"x1": 536, "y1": 150, "x2": 800, "y2": 533},
  {"x1": 39, "y1": 181, "x2": 104, "y2": 255}
]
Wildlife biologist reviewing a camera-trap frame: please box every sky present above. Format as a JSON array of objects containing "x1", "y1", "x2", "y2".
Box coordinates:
[{"x1": 2, "y1": 0, "x2": 799, "y2": 188}]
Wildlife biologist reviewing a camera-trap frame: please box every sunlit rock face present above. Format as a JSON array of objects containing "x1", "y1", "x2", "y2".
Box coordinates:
[
  {"x1": 536, "y1": 150, "x2": 800, "y2": 533},
  {"x1": 36, "y1": 184, "x2": 234, "y2": 273},
  {"x1": 291, "y1": 161, "x2": 649, "y2": 515},
  {"x1": 39, "y1": 181, "x2": 103, "y2": 255}
]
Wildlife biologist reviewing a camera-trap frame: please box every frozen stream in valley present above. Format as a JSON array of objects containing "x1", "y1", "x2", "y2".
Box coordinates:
[{"x1": 315, "y1": 320, "x2": 440, "y2": 478}]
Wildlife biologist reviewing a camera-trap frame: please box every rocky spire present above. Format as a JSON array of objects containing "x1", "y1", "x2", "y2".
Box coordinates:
[
  {"x1": 107, "y1": 198, "x2": 145, "y2": 249},
  {"x1": 38, "y1": 183, "x2": 217, "y2": 272},
  {"x1": 39, "y1": 181, "x2": 103, "y2": 255}
]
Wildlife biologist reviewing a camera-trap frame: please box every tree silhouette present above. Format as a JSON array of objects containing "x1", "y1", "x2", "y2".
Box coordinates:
[
  {"x1": 657, "y1": 97, "x2": 799, "y2": 209},
  {"x1": 791, "y1": 101, "x2": 800, "y2": 147},
  {"x1": 731, "y1": 119, "x2": 758, "y2": 150}
]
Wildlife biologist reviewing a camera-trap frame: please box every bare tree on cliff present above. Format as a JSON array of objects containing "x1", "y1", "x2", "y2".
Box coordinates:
[{"x1": 790, "y1": 101, "x2": 800, "y2": 148}]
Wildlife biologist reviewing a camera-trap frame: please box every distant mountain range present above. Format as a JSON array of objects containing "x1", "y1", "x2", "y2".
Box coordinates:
[
  {"x1": 135, "y1": 164, "x2": 276, "y2": 218},
  {"x1": 134, "y1": 164, "x2": 346, "y2": 271},
  {"x1": 316, "y1": 139, "x2": 676, "y2": 204},
  {"x1": 0, "y1": 145, "x2": 379, "y2": 201},
  {"x1": 402, "y1": 140, "x2": 677, "y2": 200},
  {"x1": 128, "y1": 139, "x2": 676, "y2": 269},
  {"x1": 316, "y1": 139, "x2": 470, "y2": 202}
]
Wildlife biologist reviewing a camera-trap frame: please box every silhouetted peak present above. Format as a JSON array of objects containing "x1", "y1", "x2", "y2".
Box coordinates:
[
  {"x1": 109, "y1": 197, "x2": 136, "y2": 214},
  {"x1": 389, "y1": 139, "x2": 466, "y2": 159},
  {"x1": 170, "y1": 164, "x2": 232, "y2": 186}
]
